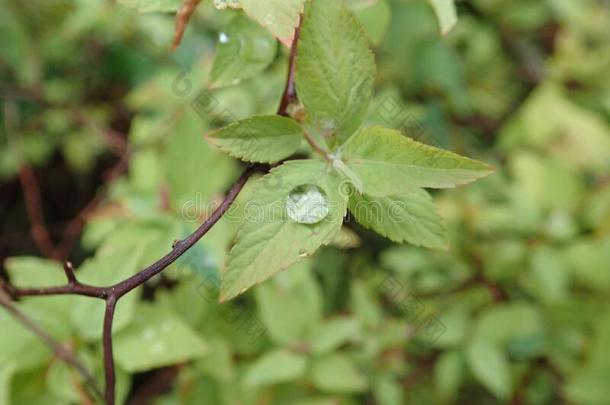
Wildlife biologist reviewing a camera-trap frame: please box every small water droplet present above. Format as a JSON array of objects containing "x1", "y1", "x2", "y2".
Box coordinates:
[
  {"x1": 298, "y1": 249, "x2": 308, "y2": 258},
  {"x1": 150, "y1": 342, "x2": 165, "y2": 354},
  {"x1": 264, "y1": 13, "x2": 275, "y2": 26},
  {"x1": 286, "y1": 184, "x2": 330, "y2": 225},
  {"x1": 219, "y1": 32, "x2": 229, "y2": 44},
  {"x1": 213, "y1": 0, "x2": 240, "y2": 10},
  {"x1": 142, "y1": 329, "x2": 156, "y2": 340}
]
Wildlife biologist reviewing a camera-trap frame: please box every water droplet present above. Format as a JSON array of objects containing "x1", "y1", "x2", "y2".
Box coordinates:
[
  {"x1": 219, "y1": 32, "x2": 229, "y2": 44},
  {"x1": 286, "y1": 184, "x2": 330, "y2": 224},
  {"x1": 264, "y1": 13, "x2": 275, "y2": 26},
  {"x1": 213, "y1": 0, "x2": 240, "y2": 10},
  {"x1": 298, "y1": 249, "x2": 308, "y2": 258},
  {"x1": 142, "y1": 329, "x2": 156, "y2": 340},
  {"x1": 150, "y1": 342, "x2": 165, "y2": 354}
]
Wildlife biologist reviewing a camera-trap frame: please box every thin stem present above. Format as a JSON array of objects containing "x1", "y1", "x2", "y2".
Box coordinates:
[
  {"x1": 277, "y1": 15, "x2": 302, "y2": 116},
  {"x1": 0, "y1": 288, "x2": 103, "y2": 401},
  {"x1": 103, "y1": 297, "x2": 117, "y2": 405},
  {"x1": 63, "y1": 261, "x2": 78, "y2": 284},
  {"x1": 18, "y1": 159, "x2": 56, "y2": 259},
  {"x1": 303, "y1": 130, "x2": 332, "y2": 162}
]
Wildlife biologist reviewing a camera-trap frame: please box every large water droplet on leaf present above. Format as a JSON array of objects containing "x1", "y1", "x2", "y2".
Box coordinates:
[{"x1": 286, "y1": 184, "x2": 330, "y2": 225}]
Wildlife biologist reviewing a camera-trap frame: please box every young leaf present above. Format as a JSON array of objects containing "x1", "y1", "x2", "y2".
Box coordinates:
[
  {"x1": 309, "y1": 354, "x2": 368, "y2": 393},
  {"x1": 113, "y1": 304, "x2": 208, "y2": 372},
  {"x1": 244, "y1": 349, "x2": 307, "y2": 387},
  {"x1": 348, "y1": 189, "x2": 448, "y2": 249},
  {"x1": 210, "y1": 15, "x2": 277, "y2": 87},
  {"x1": 206, "y1": 115, "x2": 303, "y2": 163},
  {"x1": 296, "y1": 0, "x2": 375, "y2": 145},
  {"x1": 220, "y1": 160, "x2": 347, "y2": 301},
  {"x1": 466, "y1": 339, "x2": 512, "y2": 400},
  {"x1": 341, "y1": 126, "x2": 494, "y2": 196},
  {"x1": 240, "y1": 0, "x2": 305, "y2": 47},
  {"x1": 429, "y1": 0, "x2": 458, "y2": 36}
]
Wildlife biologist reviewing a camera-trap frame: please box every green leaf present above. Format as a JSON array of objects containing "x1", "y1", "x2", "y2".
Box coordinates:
[
  {"x1": 348, "y1": 188, "x2": 448, "y2": 249},
  {"x1": 240, "y1": 0, "x2": 305, "y2": 46},
  {"x1": 255, "y1": 262, "x2": 322, "y2": 346},
  {"x1": 210, "y1": 15, "x2": 277, "y2": 87},
  {"x1": 428, "y1": 0, "x2": 457, "y2": 35},
  {"x1": 309, "y1": 317, "x2": 360, "y2": 354},
  {"x1": 342, "y1": 127, "x2": 494, "y2": 196},
  {"x1": 466, "y1": 339, "x2": 512, "y2": 401},
  {"x1": 220, "y1": 160, "x2": 348, "y2": 301},
  {"x1": 0, "y1": 364, "x2": 15, "y2": 405},
  {"x1": 113, "y1": 303, "x2": 208, "y2": 372},
  {"x1": 244, "y1": 349, "x2": 307, "y2": 387},
  {"x1": 205, "y1": 115, "x2": 303, "y2": 163},
  {"x1": 296, "y1": 0, "x2": 376, "y2": 145},
  {"x1": 347, "y1": 0, "x2": 391, "y2": 46},
  {"x1": 117, "y1": 0, "x2": 181, "y2": 13},
  {"x1": 166, "y1": 109, "x2": 238, "y2": 210},
  {"x1": 309, "y1": 354, "x2": 368, "y2": 393},
  {"x1": 434, "y1": 351, "x2": 465, "y2": 403}
]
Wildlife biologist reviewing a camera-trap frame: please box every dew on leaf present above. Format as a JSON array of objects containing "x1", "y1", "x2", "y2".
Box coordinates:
[
  {"x1": 286, "y1": 184, "x2": 330, "y2": 225},
  {"x1": 219, "y1": 32, "x2": 229, "y2": 44},
  {"x1": 213, "y1": 0, "x2": 240, "y2": 10}
]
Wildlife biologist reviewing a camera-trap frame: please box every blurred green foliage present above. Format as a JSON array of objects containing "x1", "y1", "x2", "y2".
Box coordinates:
[{"x1": 1, "y1": 0, "x2": 610, "y2": 404}]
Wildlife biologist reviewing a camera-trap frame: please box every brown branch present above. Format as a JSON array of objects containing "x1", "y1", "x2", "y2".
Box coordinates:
[
  {"x1": 1, "y1": 18, "x2": 304, "y2": 405},
  {"x1": 103, "y1": 297, "x2": 117, "y2": 405},
  {"x1": 0, "y1": 288, "x2": 103, "y2": 401},
  {"x1": 172, "y1": 0, "x2": 203, "y2": 51},
  {"x1": 18, "y1": 164, "x2": 56, "y2": 259},
  {"x1": 277, "y1": 14, "x2": 302, "y2": 117}
]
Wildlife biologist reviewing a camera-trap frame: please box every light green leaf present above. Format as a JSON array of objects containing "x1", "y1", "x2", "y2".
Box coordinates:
[
  {"x1": 342, "y1": 127, "x2": 494, "y2": 196},
  {"x1": 117, "y1": 0, "x2": 181, "y2": 13},
  {"x1": 5, "y1": 257, "x2": 66, "y2": 287},
  {"x1": 220, "y1": 160, "x2": 347, "y2": 301},
  {"x1": 434, "y1": 351, "x2": 464, "y2": 403},
  {"x1": 0, "y1": 364, "x2": 15, "y2": 405},
  {"x1": 296, "y1": 0, "x2": 376, "y2": 145},
  {"x1": 166, "y1": 109, "x2": 238, "y2": 210},
  {"x1": 309, "y1": 354, "x2": 368, "y2": 393},
  {"x1": 428, "y1": 0, "x2": 457, "y2": 35},
  {"x1": 347, "y1": 0, "x2": 391, "y2": 45},
  {"x1": 348, "y1": 188, "x2": 448, "y2": 249},
  {"x1": 255, "y1": 261, "x2": 322, "y2": 346},
  {"x1": 309, "y1": 317, "x2": 360, "y2": 354},
  {"x1": 206, "y1": 115, "x2": 303, "y2": 163},
  {"x1": 114, "y1": 304, "x2": 208, "y2": 372},
  {"x1": 210, "y1": 15, "x2": 277, "y2": 87},
  {"x1": 244, "y1": 349, "x2": 307, "y2": 387},
  {"x1": 466, "y1": 339, "x2": 512, "y2": 401},
  {"x1": 240, "y1": 0, "x2": 305, "y2": 46}
]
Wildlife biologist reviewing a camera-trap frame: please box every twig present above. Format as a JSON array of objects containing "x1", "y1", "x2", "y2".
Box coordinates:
[
  {"x1": 0, "y1": 288, "x2": 103, "y2": 401},
  {"x1": 103, "y1": 297, "x2": 117, "y2": 405},
  {"x1": 277, "y1": 15, "x2": 302, "y2": 117},
  {"x1": 18, "y1": 157, "x2": 56, "y2": 259},
  {"x1": 172, "y1": 0, "x2": 202, "y2": 51}
]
